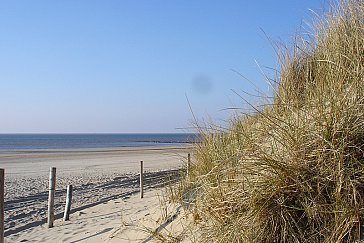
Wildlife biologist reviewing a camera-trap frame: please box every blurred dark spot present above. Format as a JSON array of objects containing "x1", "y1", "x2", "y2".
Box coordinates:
[{"x1": 191, "y1": 75, "x2": 213, "y2": 95}]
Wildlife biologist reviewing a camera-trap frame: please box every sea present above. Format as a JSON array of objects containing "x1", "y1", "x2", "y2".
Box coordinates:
[{"x1": 0, "y1": 133, "x2": 199, "y2": 151}]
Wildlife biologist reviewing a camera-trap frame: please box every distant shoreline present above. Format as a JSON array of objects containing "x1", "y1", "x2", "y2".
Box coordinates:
[
  {"x1": 0, "y1": 144, "x2": 194, "y2": 155},
  {"x1": 0, "y1": 133, "x2": 200, "y2": 151}
]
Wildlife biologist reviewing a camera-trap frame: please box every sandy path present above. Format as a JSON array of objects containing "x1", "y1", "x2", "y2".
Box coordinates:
[
  {"x1": 0, "y1": 146, "x2": 191, "y2": 241},
  {"x1": 11, "y1": 188, "x2": 193, "y2": 243}
]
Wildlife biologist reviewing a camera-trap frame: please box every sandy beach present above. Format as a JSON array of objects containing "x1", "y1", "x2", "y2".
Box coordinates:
[{"x1": 1, "y1": 146, "x2": 191, "y2": 242}]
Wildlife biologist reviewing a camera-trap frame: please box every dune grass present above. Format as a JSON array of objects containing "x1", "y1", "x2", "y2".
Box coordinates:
[{"x1": 169, "y1": 0, "x2": 364, "y2": 242}]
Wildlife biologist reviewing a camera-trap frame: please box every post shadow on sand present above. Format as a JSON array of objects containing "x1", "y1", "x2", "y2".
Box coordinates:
[
  {"x1": 4, "y1": 169, "x2": 181, "y2": 237},
  {"x1": 71, "y1": 227, "x2": 113, "y2": 243}
]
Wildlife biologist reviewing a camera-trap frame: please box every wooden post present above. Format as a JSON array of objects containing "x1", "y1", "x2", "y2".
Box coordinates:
[
  {"x1": 187, "y1": 153, "x2": 191, "y2": 176},
  {"x1": 47, "y1": 167, "x2": 56, "y2": 228},
  {"x1": 63, "y1": 185, "x2": 72, "y2": 221},
  {"x1": 0, "y1": 169, "x2": 4, "y2": 243},
  {"x1": 140, "y1": 161, "x2": 144, "y2": 199}
]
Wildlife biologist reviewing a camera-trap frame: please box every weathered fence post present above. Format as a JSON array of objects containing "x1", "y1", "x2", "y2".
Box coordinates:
[
  {"x1": 47, "y1": 167, "x2": 56, "y2": 228},
  {"x1": 0, "y1": 168, "x2": 4, "y2": 243},
  {"x1": 140, "y1": 161, "x2": 144, "y2": 199},
  {"x1": 63, "y1": 185, "x2": 72, "y2": 221},
  {"x1": 187, "y1": 153, "x2": 191, "y2": 176}
]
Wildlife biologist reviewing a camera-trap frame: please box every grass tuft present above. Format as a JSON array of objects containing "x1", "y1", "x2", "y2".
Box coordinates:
[{"x1": 170, "y1": 0, "x2": 364, "y2": 242}]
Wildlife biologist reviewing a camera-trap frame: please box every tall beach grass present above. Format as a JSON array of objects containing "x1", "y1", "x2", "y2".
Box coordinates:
[{"x1": 171, "y1": 0, "x2": 364, "y2": 242}]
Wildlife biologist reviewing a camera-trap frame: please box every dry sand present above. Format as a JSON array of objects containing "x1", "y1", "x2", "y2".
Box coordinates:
[
  {"x1": 1, "y1": 146, "x2": 192, "y2": 242},
  {"x1": 13, "y1": 189, "x2": 195, "y2": 242}
]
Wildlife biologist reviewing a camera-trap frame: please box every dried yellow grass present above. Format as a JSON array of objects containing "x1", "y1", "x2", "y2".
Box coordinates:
[{"x1": 171, "y1": 0, "x2": 364, "y2": 242}]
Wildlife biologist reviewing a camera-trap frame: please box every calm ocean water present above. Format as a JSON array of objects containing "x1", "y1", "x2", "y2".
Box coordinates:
[{"x1": 0, "y1": 133, "x2": 199, "y2": 151}]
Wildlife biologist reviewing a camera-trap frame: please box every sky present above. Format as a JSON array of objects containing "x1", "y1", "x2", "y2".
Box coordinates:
[{"x1": 0, "y1": 0, "x2": 327, "y2": 133}]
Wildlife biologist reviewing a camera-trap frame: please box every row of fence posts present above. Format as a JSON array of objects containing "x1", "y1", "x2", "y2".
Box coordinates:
[
  {"x1": 46, "y1": 167, "x2": 74, "y2": 228},
  {"x1": 0, "y1": 153, "x2": 191, "y2": 243}
]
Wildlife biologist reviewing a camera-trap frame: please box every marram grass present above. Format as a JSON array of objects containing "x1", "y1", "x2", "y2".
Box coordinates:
[{"x1": 170, "y1": 0, "x2": 364, "y2": 242}]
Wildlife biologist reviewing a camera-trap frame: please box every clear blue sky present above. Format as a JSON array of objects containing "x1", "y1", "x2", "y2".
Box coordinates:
[{"x1": 0, "y1": 0, "x2": 326, "y2": 133}]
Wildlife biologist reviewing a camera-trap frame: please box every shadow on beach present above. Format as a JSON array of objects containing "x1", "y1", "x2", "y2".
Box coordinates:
[{"x1": 4, "y1": 169, "x2": 181, "y2": 237}]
